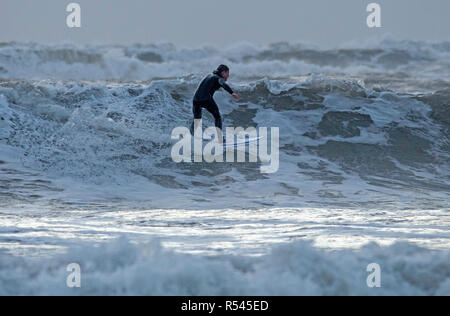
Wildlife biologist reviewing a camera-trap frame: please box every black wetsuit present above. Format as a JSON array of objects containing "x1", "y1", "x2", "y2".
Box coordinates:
[{"x1": 191, "y1": 72, "x2": 234, "y2": 133}]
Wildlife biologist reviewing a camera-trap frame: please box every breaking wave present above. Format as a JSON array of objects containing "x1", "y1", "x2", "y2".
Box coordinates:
[
  {"x1": 1, "y1": 38, "x2": 450, "y2": 81},
  {"x1": 0, "y1": 72, "x2": 449, "y2": 208},
  {"x1": 0, "y1": 237, "x2": 449, "y2": 296}
]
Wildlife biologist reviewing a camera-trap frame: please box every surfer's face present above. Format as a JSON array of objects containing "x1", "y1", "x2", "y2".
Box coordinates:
[{"x1": 222, "y1": 70, "x2": 230, "y2": 81}]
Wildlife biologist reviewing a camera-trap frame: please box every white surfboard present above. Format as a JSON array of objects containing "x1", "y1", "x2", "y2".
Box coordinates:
[{"x1": 223, "y1": 136, "x2": 264, "y2": 149}]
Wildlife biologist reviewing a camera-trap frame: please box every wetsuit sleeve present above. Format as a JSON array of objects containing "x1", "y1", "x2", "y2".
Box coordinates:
[{"x1": 218, "y1": 77, "x2": 234, "y2": 95}]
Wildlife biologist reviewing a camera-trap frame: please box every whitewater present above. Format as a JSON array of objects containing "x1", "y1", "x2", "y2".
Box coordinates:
[{"x1": 0, "y1": 38, "x2": 449, "y2": 295}]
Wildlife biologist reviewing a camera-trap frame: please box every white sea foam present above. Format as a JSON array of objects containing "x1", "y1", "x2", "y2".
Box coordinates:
[
  {"x1": 0, "y1": 237, "x2": 449, "y2": 296},
  {"x1": 1, "y1": 39, "x2": 449, "y2": 81}
]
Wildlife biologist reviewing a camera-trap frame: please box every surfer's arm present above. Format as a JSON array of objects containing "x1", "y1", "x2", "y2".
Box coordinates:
[{"x1": 218, "y1": 77, "x2": 234, "y2": 95}]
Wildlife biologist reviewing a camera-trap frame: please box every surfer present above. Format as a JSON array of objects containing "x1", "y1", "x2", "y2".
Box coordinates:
[{"x1": 190, "y1": 65, "x2": 239, "y2": 141}]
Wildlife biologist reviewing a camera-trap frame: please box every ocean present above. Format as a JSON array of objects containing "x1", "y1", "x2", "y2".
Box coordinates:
[{"x1": 0, "y1": 38, "x2": 449, "y2": 295}]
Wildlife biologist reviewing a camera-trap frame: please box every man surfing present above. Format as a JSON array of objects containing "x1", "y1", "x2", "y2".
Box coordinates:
[{"x1": 190, "y1": 64, "x2": 239, "y2": 142}]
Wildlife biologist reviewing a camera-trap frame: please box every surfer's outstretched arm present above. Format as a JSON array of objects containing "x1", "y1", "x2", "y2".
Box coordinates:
[
  {"x1": 218, "y1": 77, "x2": 234, "y2": 95},
  {"x1": 218, "y1": 77, "x2": 240, "y2": 100}
]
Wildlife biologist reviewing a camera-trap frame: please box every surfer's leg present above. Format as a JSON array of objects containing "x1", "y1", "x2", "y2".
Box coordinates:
[
  {"x1": 204, "y1": 99, "x2": 223, "y2": 143},
  {"x1": 204, "y1": 99, "x2": 222, "y2": 131},
  {"x1": 191, "y1": 100, "x2": 202, "y2": 136}
]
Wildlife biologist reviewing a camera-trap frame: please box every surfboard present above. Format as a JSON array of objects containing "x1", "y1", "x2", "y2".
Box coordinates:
[{"x1": 223, "y1": 136, "x2": 264, "y2": 149}]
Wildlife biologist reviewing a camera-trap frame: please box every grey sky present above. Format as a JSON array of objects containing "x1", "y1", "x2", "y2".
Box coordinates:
[{"x1": 0, "y1": 0, "x2": 449, "y2": 47}]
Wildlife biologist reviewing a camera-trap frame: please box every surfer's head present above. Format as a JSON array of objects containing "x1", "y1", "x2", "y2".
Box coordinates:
[{"x1": 214, "y1": 64, "x2": 230, "y2": 80}]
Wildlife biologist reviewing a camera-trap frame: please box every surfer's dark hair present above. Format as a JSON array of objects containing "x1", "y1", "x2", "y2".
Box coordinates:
[{"x1": 213, "y1": 64, "x2": 229, "y2": 76}]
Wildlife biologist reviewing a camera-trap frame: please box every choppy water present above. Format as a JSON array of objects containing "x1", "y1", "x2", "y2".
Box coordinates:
[{"x1": 0, "y1": 38, "x2": 449, "y2": 295}]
